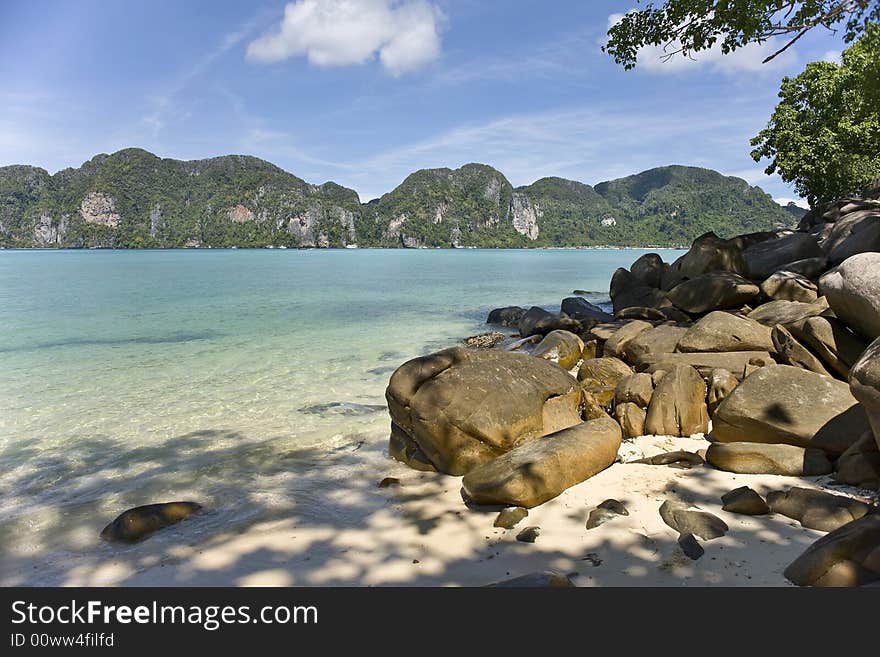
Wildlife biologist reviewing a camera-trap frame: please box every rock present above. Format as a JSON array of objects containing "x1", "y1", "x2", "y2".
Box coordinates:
[
  {"x1": 659, "y1": 500, "x2": 728, "y2": 540},
  {"x1": 631, "y1": 450, "x2": 704, "y2": 467},
  {"x1": 661, "y1": 232, "x2": 748, "y2": 290},
  {"x1": 561, "y1": 297, "x2": 614, "y2": 323},
  {"x1": 787, "y1": 316, "x2": 867, "y2": 379},
  {"x1": 678, "y1": 533, "x2": 705, "y2": 560},
  {"x1": 743, "y1": 232, "x2": 822, "y2": 280},
  {"x1": 834, "y1": 432, "x2": 880, "y2": 489},
  {"x1": 630, "y1": 252, "x2": 666, "y2": 288},
  {"x1": 747, "y1": 297, "x2": 830, "y2": 327},
  {"x1": 603, "y1": 320, "x2": 653, "y2": 358},
  {"x1": 706, "y1": 442, "x2": 832, "y2": 476},
  {"x1": 610, "y1": 268, "x2": 672, "y2": 313},
  {"x1": 388, "y1": 422, "x2": 437, "y2": 472},
  {"x1": 461, "y1": 415, "x2": 622, "y2": 508},
  {"x1": 779, "y1": 256, "x2": 830, "y2": 280},
  {"x1": 487, "y1": 571, "x2": 575, "y2": 587},
  {"x1": 721, "y1": 486, "x2": 770, "y2": 515},
  {"x1": 531, "y1": 330, "x2": 585, "y2": 370},
  {"x1": 494, "y1": 507, "x2": 529, "y2": 529},
  {"x1": 668, "y1": 272, "x2": 760, "y2": 314},
  {"x1": 615, "y1": 306, "x2": 666, "y2": 321},
  {"x1": 785, "y1": 513, "x2": 880, "y2": 587},
  {"x1": 614, "y1": 373, "x2": 654, "y2": 407},
  {"x1": 645, "y1": 365, "x2": 709, "y2": 437},
  {"x1": 487, "y1": 306, "x2": 525, "y2": 327},
  {"x1": 677, "y1": 311, "x2": 774, "y2": 353},
  {"x1": 463, "y1": 332, "x2": 507, "y2": 349},
  {"x1": 518, "y1": 306, "x2": 581, "y2": 337},
  {"x1": 386, "y1": 347, "x2": 583, "y2": 475},
  {"x1": 707, "y1": 368, "x2": 739, "y2": 415},
  {"x1": 823, "y1": 209, "x2": 880, "y2": 265},
  {"x1": 577, "y1": 356, "x2": 632, "y2": 387},
  {"x1": 767, "y1": 487, "x2": 871, "y2": 532},
  {"x1": 622, "y1": 325, "x2": 688, "y2": 363},
  {"x1": 771, "y1": 324, "x2": 832, "y2": 376},
  {"x1": 581, "y1": 339, "x2": 598, "y2": 360},
  {"x1": 516, "y1": 526, "x2": 541, "y2": 543},
  {"x1": 850, "y1": 337, "x2": 880, "y2": 452},
  {"x1": 586, "y1": 499, "x2": 629, "y2": 529},
  {"x1": 660, "y1": 307, "x2": 693, "y2": 323},
  {"x1": 711, "y1": 365, "x2": 869, "y2": 456},
  {"x1": 583, "y1": 385, "x2": 616, "y2": 413},
  {"x1": 586, "y1": 322, "x2": 626, "y2": 344},
  {"x1": 100, "y1": 502, "x2": 202, "y2": 543},
  {"x1": 761, "y1": 271, "x2": 819, "y2": 303},
  {"x1": 614, "y1": 402, "x2": 646, "y2": 439},
  {"x1": 378, "y1": 477, "x2": 401, "y2": 488},
  {"x1": 639, "y1": 351, "x2": 775, "y2": 380},
  {"x1": 819, "y1": 253, "x2": 880, "y2": 340}
]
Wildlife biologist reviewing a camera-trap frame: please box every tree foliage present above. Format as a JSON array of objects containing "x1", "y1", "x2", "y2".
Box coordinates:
[
  {"x1": 750, "y1": 24, "x2": 880, "y2": 204},
  {"x1": 604, "y1": 1, "x2": 880, "y2": 69}
]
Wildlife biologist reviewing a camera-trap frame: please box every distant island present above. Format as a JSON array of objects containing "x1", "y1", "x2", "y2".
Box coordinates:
[{"x1": 0, "y1": 148, "x2": 802, "y2": 249}]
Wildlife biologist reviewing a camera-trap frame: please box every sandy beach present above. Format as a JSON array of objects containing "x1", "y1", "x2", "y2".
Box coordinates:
[{"x1": 41, "y1": 433, "x2": 867, "y2": 587}]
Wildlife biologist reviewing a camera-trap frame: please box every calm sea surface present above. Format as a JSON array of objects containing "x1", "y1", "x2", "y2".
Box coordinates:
[{"x1": 0, "y1": 247, "x2": 682, "y2": 584}]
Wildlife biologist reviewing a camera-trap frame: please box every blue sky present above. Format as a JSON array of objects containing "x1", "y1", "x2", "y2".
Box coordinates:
[{"x1": 0, "y1": 1, "x2": 850, "y2": 204}]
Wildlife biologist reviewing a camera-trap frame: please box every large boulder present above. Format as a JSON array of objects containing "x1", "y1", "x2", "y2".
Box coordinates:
[
  {"x1": 578, "y1": 356, "x2": 632, "y2": 387},
  {"x1": 760, "y1": 271, "x2": 819, "y2": 303},
  {"x1": 638, "y1": 351, "x2": 775, "y2": 380},
  {"x1": 850, "y1": 337, "x2": 880, "y2": 452},
  {"x1": 787, "y1": 316, "x2": 868, "y2": 379},
  {"x1": 677, "y1": 311, "x2": 774, "y2": 353},
  {"x1": 778, "y1": 256, "x2": 830, "y2": 280},
  {"x1": 461, "y1": 415, "x2": 622, "y2": 508},
  {"x1": 711, "y1": 365, "x2": 870, "y2": 456},
  {"x1": 819, "y1": 253, "x2": 880, "y2": 340},
  {"x1": 823, "y1": 208, "x2": 880, "y2": 265},
  {"x1": 667, "y1": 272, "x2": 760, "y2": 314},
  {"x1": 705, "y1": 442, "x2": 832, "y2": 476},
  {"x1": 707, "y1": 368, "x2": 739, "y2": 415},
  {"x1": 630, "y1": 252, "x2": 667, "y2": 288},
  {"x1": 386, "y1": 347, "x2": 582, "y2": 475},
  {"x1": 785, "y1": 514, "x2": 880, "y2": 587},
  {"x1": 531, "y1": 330, "x2": 584, "y2": 370},
  {"x1": 622, "y1": 325, "x2": 688, "y2": 363},
  {"x1": 661, "y1": 232, "x2": 747, "y2": 290},
  {"x1": 767, "y1": 487, "x2": 871, "y2": 532},
  {"x1": 835, "y1": 432, "x2": 880, "y2": 489},
  {"x1": 771, "y1": 324, "x2": 832, "y2": 377},
  {"x1": 603, "y1": 320, "x2": 652, "y2": 358},
  {"x1": 743, "y1": 232, "x2": 822, "y2": 280},
  {"x1": 614, "y1": 372, "x2": 654, "y2": 407},
  {"x1": 645, "y1": 365, "x2": 709, "y2": 437},
  {"x1": 518, "y1": 306, "x2": 581, "y2": 337},
  {"x1": 100, "y1": 502, "x2": 203, "y2": 543},
  {"x1": 561, "y1": 296, "x2": 614, "y2": 323},
  {"x1": 610, "y1": 268, "x2": 672, "y2": 313},
  {"x1": 747, "y1": 297, "x2": 830, "y2": 327},
  {"x1": 487, "y1": 306, "x2": 526, "y2": 327}
]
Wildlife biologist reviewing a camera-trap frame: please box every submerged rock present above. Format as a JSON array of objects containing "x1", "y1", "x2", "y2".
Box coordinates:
[{"x1": 100, "y1": 502, "x2": 202, "y2": 543}]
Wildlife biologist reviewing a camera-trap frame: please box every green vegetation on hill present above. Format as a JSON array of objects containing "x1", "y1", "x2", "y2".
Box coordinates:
[{"x1": 0, "y1": 148, "x2": 799, "y2": 249}]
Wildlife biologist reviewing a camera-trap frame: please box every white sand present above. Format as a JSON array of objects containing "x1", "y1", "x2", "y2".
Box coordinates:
[{"x1": 62, "y1": 434, "x2": 869, "y2": 587}]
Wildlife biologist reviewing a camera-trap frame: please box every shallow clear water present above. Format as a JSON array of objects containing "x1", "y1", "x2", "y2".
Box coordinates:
[{"x1": 0, "y1": 247, "x2": 681, "y2": 584}]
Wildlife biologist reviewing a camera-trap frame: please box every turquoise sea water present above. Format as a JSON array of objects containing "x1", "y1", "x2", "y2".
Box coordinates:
[{"x1": 0, "y1": 248, "x2": 682, "y2": 584}]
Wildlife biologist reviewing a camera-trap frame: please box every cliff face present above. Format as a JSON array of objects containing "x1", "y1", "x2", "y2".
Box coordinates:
[{"x1": 0, "y1": 149, "x2": 799, "y2": 248}]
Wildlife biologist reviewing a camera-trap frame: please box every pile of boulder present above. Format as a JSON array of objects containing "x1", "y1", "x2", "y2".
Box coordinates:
[{"x1": 385, "y1": 187, "x2": 880, "y2": 587}]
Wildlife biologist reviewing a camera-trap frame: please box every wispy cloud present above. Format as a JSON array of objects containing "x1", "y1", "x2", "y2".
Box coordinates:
[{"x1": 246, "y1": 0, "x2": 444, "y2": 75}]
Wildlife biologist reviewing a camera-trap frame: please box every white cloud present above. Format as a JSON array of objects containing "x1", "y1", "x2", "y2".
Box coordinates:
[
  {"x1": 821, "y1": 49, "x2": 842, "y2": 64},
  {"x1": 246, "y1": 0, "x2": 443, "y2": 75},
  {"x1": 774, "y1": 197, "x2": 809, "y2": 209},
  {"x1": 606, "y1": 11, "x2": 796, "y2": 74}
]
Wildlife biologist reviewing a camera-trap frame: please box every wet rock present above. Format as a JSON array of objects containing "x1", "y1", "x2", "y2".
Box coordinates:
[
  {"x1": 743, "y1": 232, "x2": 822, "y2": 280},
  {"x1": 487, "y1": 570, "x2": 574, "y2": 587},
  {"x1": 761, "y1": 271, "x2": 819, "y2": 303},
  {"x1": 767, "y1": 487, "x2": 871, "y2": 532},
  {"x1": 659, "y1": 500, "x2": 728, "y2": 540},
  {"x1": 678, "y1": 533, "x2": 705, "y2": 560},
  {"x1": 631, "y1": 450, "x2": 704, "y2": 467},
  {"x1": 516, "y1": 526, "x2": 541, "y2": 543},
  {"x1": 603, "y1": 320, "x2": 653, "y2": 358},
  {"x1": 586, "y1": 499, "x2": 629, "y2": 529},
  {"x1": 561, "y1": 297, "x2": 614, "y2": 323},
  {"x1": 784, "y1": 513, "x2": 880, "y2": 587},
  {"x1": 771, "y1": 324, "x2": 832, "y2": 376},
  {"x1": 494, "y1": 507, "x2": 529, "y2": 529},
  {"x1": 677, "y1": 311, "x2": 774, "y2": 353},
  {"x1": 645, "y1": 365, "x2": 709, "y2": 437},
  {"x1": 819, "y1": 253, "x2": 880, "y2": 340},
  {"x1": 721, "y1": 486, "x2": 770, "y2": 515},
  {"x1": 386, "y1": 347, "x2": 582, "y2": 475},
  {"x1": 531, "y1": 330, "x2": 585, "y2": 370},
  {"x1": 487, "y1": 306, "x2": 526, "y2": 327},
  {"x1": 577, "y1": 356, "x2": 632, "y2": 387},
  {"x1": 614, "y1": 373, "x2": 654, "y2": 408},
  {"x1": 711, "y1": 365, "x2": 869, "y2": 456},
  {"x1": 518, "y1": 306, "x2": 581, "y2": 337},
  {"x1": 706, "y1": 442, "x2": 832, "y2": 476},
  {"x1": 668, "y1": 271, "x2": 760, "y2": 314},
  {"x1": 747, "y1": 297, "x2": 830, "y2": 327},
  {"x1": 614, "y1": 402, "x2": 646, "y2": 439},
  {"x1": 100, "y1": 502, "x2": 202, "y2": 543},
  {"x1": 461, "y1": 415, "x2": 622, "y2": 508}
]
